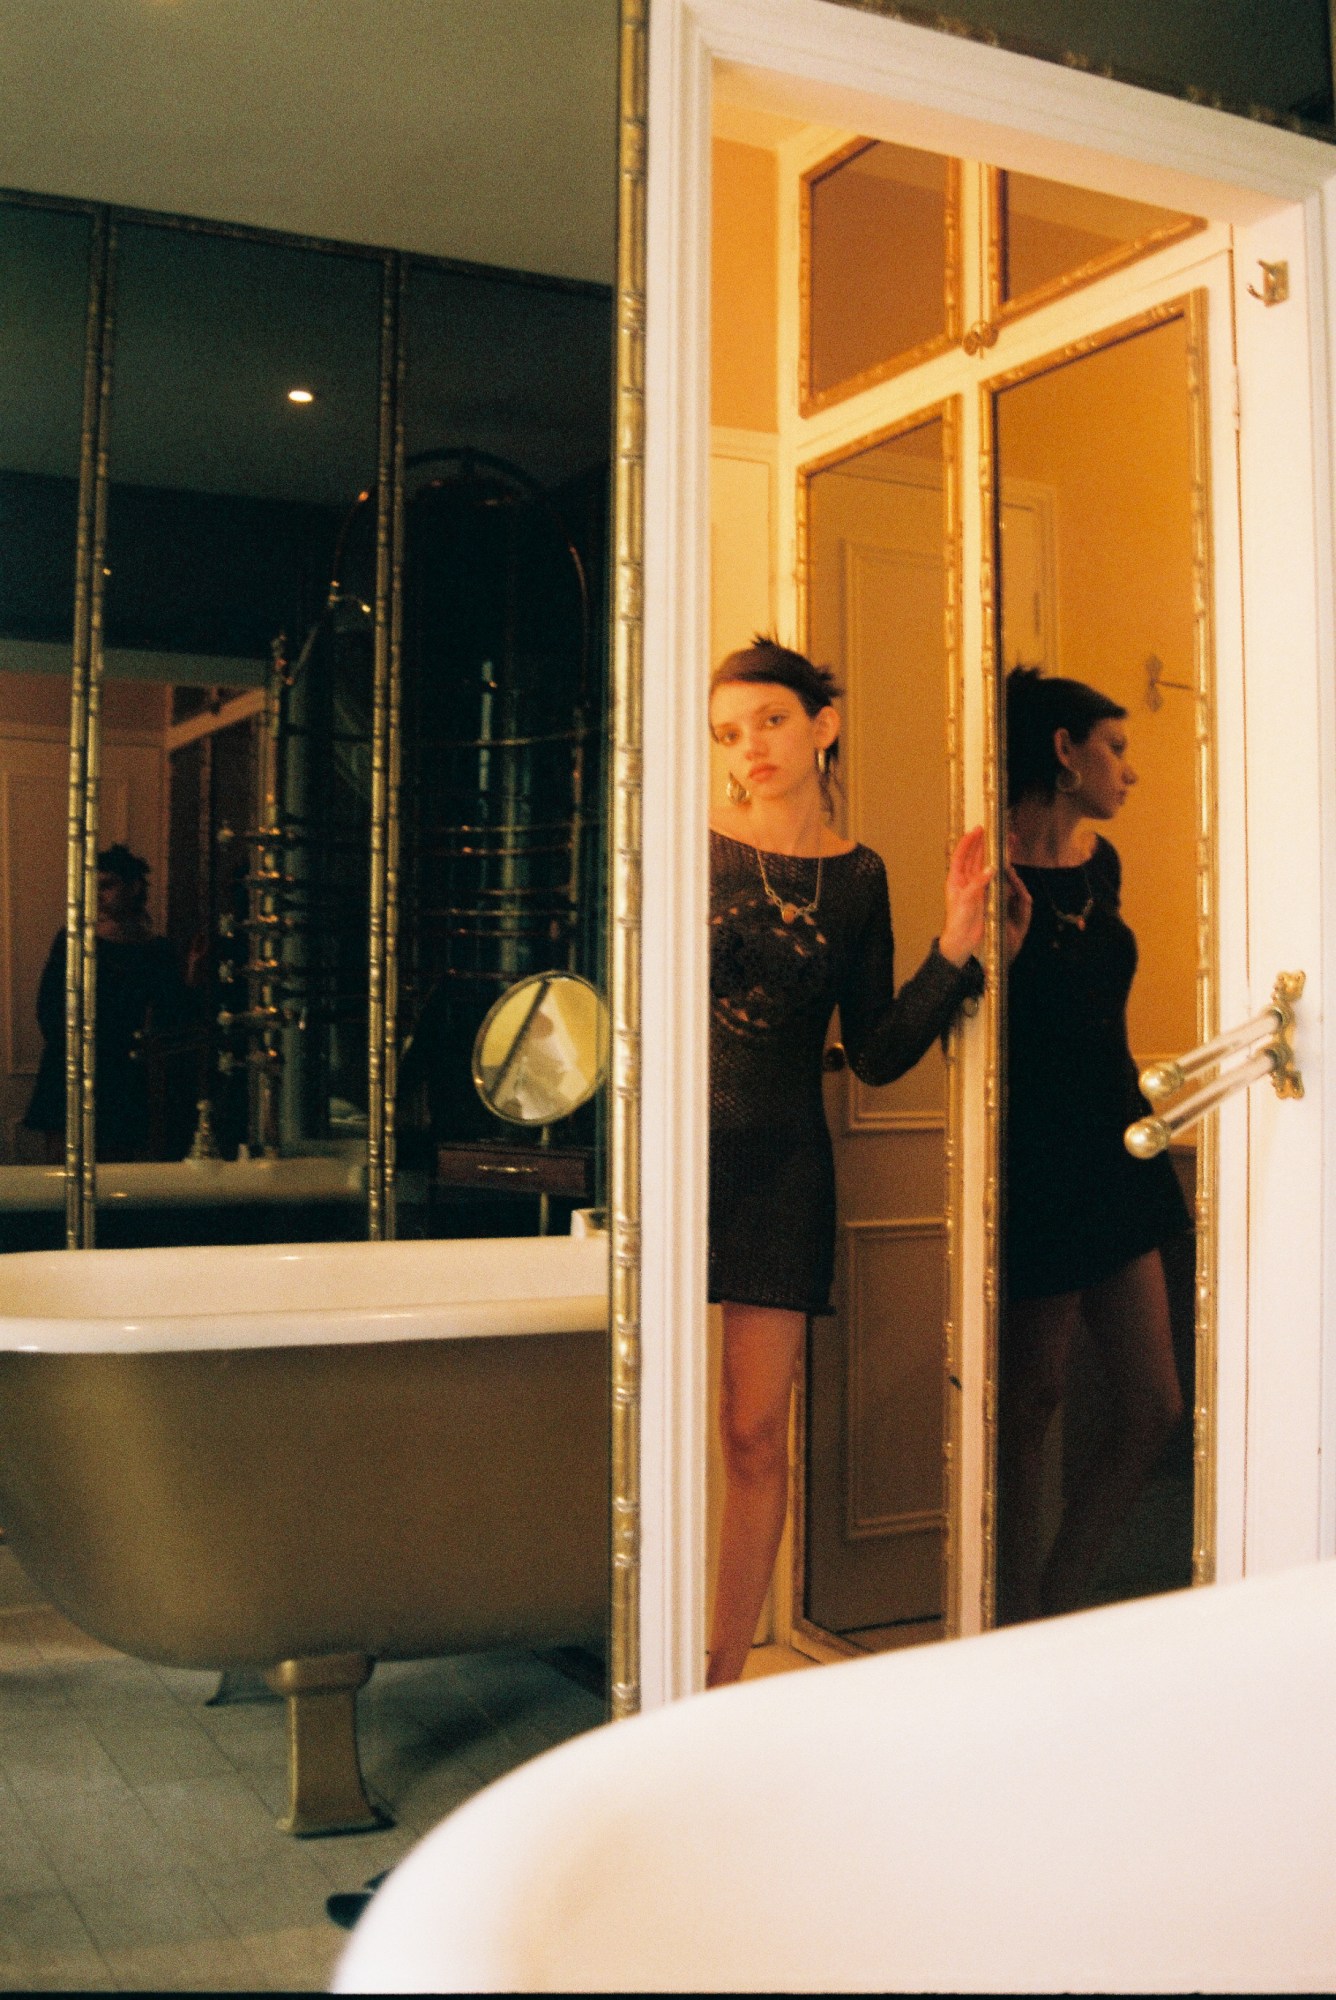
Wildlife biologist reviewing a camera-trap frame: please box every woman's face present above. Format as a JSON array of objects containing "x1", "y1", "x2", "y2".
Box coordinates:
[
  {"x1": 709, "y1": 680, "x2": 837, "y2": 803},
  {"x1": 1057, "y1": 717, "x2": 1136, "y2": 819}
]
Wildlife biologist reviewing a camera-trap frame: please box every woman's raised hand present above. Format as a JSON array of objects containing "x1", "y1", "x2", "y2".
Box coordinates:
[
  {"x1": 1002, "y1": 837, "x2": 1033, "y2": 964},
  {"x1": 938, "y1": 824, "x2": 992, "y2": 967}
]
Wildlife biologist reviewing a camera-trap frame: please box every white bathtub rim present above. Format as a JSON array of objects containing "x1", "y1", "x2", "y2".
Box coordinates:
[
  {"x1": 0, "y1": 1234, "x2": 610, "y2": 1351},
  {"x1": 0, "y1": 1294, "x2": 609, "y2": 1353}
]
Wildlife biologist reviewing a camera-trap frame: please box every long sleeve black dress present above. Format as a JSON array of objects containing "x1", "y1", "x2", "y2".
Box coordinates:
[
  {"x1": 709, "y1": 830, "x2": 984, "y2": 1315},
  {"x1": 1006, "y1": 835, "x2": 1191, "y2": 1302}
]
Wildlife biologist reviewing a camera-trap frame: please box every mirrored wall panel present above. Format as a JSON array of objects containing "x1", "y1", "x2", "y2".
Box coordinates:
[
  {"x1": 96, "y1": 223, "x2": 382, "y2": 1246},
  {"x1": 0, "y1": 195, "x2": 614, "y2": 1253},
  {"x1": 0, "y1": 204, "x2": 93, "y2": 1246}
]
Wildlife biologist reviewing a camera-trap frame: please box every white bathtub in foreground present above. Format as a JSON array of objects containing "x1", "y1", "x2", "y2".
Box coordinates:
[{"x1": 336, "y1": 1561, "x2": 1336, "y2": 1994}]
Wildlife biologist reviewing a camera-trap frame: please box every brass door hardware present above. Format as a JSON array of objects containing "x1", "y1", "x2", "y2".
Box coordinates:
[
  {"x1": 963, "y1": 319, "x2": 999, "y2": 355},
  {"x1": 1126, "y1": 971, "x2": 1304, "y2": 1157}
]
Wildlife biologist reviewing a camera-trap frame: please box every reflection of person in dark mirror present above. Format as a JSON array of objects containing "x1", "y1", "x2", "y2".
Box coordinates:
[
  {"x1": 705, "y1": 637, "x2": 1003, "y2": 1687},
  {"x1": 1000, "y1": 668, "x2": 1191, "y2": 1625},
  {"x1": 24, "y1": 844, "x2": 191, "y2": 1162}
]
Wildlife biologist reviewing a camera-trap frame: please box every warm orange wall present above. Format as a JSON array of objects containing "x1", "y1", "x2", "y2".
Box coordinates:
[
  {"x1": 808, "y1": 178, "x2": 945, "y2": 395},
  {"x1": 998, "y1": 318, "x2": 1199, "y2": 1060},
  {"x1": 0, "y1": 672, "x2": 167, "y2": 736},
  {"x1": 711, "y1": 139, "x2": 777, "y2": 433}
]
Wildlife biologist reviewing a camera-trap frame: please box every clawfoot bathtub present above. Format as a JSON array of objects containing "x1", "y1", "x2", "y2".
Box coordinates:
[{"x1": 0, "y1": 1233, "x2": 609, "y2": 1836}]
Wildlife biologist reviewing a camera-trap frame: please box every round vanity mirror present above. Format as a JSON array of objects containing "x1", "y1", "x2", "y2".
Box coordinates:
[{"x1": 472, "y1": 973, "x2": 608, "y2": 1125}]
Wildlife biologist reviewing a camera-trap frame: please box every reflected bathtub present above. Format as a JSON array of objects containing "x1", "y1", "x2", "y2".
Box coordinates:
[{"x1": 0, "y1": 1234, "x2": 609, "y2": 1834}]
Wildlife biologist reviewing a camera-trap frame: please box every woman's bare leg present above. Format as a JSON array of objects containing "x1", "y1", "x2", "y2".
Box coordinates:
[
  {"x1": 706, "y1": 1304, "x2": 806, "y2": 1688},
  {"x1": 997, "y1": 1291, "x2": 1081, "y2": 1626},
  {"x1": 1040, "y1": 1248, "x2": 1184, "y2": 1617}
]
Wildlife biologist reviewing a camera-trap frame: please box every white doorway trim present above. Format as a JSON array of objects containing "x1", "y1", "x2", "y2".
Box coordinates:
[{"x1": 640, "y1": 0, "x2": 1336, "y2": 1707}]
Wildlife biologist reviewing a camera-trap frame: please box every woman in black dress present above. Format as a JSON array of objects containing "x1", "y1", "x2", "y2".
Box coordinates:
[
  {"x1": 1000, "y1": 667, "x2": 1190, "y2": 1624},
  {"x1": 707, "y1": 638, "x2": 998, "y2": 1686}
]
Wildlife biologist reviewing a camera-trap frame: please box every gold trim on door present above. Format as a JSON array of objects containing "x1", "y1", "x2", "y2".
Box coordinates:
[
  {"x1": 979, "y1": 290, "x2": 1218, "y2": 1610},
  {"x1": 799, "y1": 144, "x2": 962, "y2": 418}
]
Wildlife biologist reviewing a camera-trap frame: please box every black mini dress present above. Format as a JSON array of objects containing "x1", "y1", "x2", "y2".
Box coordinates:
[
  {"x1": 709, "y1": 830, "x2": 984, "y2": 1316},
  {"x1": 1006, "y1": 835, "x2": 1191, "y2": 1303}
]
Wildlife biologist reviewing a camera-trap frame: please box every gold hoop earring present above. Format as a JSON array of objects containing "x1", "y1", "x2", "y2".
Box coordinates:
[
  {"x1": 1056, "y1": 769, "x2": 1080, "y2": 794},
  {"x1": 816, "y1": 747, "x2": 828, "y2": 777},
  {"x1": 726, "y1": 773, "x2": 750, "y2": 805}
]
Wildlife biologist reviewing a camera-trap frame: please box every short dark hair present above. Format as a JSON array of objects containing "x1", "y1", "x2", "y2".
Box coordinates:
[
  {"x1": 1005, "y1": 667, "x2": 1127, "y2": 807},
  {"x1": 710, "y1": 636, "x2": 842, "y2": 716},
  {"x1": 711, "y1": 637, "x2": 844, "y2": 807},
  {"x1": 97, "y1": 842, "x2": 150, "y2": 884}
]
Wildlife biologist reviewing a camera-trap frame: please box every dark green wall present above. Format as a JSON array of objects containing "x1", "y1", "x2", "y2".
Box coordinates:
[{"x1": 829, "y1": 1, "x2": 1333, "y2": 131}]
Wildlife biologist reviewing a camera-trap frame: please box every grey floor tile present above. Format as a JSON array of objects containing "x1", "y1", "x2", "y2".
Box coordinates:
[
  {"x1": 298, "y1": 1822, "x2": 419, "y2": 1892},
  {"x1": 68, "y1": 1867, "x2": 231, "y2": 1953},
  {"x1": 86, "y1": 1712, "x2": 235, "y2": 1786},
  {"x1": 0, "y1": 1804, "x2": 64, "y2": 1897},
  {"x1": 200, "y1": 1845, "x2": 335, "y2": 1936},
  {"x1": 147, "y1": 1663, "x2": 224, "y2": 1707},
  {"x1": 103, "y1": 1936, "x2": 270, "y2": 1992},
  {"x1": 240, "y1": 1921, "x2": 345, "y2": 1993},
  {"x1": 0, "y1": 1716, "x2": 129, "y2": 1794},
  {"x1": 134, "y1": 1771, "x2": 286, "y2": 1869},
  {"x1": 0, "y1": 1947, "x2": 117, "y2": 1990},
  {"x1": 19, "y1": 1781, "x2": 181, "y2": 1885},
  {"x1": 193, "y1": 1701, "x2": 288, "y2": 1773},
  {"x1": 0, "y1": 1886, "x2": 100, "y2": 1966},
  {"x1": 23, "y1": 1611, "x2": 122, "y2": 1663}
]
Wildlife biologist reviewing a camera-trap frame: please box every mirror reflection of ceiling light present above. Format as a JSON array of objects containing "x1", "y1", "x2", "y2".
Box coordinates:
[{"x1": 287, "y1": 387, "x2": 315, "y2": 405}]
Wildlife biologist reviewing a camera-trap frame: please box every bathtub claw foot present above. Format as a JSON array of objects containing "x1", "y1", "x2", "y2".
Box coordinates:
[{"x1": 264, "y1": 1653, "x2": 392, "y2": 1837}]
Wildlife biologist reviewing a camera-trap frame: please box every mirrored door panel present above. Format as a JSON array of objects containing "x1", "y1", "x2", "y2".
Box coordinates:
[{"x1": 991, "y1": 308, "x2": 1207, "y2": 1624}]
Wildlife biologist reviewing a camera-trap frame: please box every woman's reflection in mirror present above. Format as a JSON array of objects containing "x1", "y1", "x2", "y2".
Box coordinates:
[
  {"x1": 1000, "y1": 668, "x2": 1191, "y2": 1625},
  {"x1": 705, "y1": 637, "x2": 992, "y2": 1686},
  {"x1": 23, "y1": 844, "x2": 194, "y2": 1162}
]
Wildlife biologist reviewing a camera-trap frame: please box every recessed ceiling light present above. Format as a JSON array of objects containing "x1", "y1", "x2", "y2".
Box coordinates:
[{"x1": 287, "y1": 387, "x2": 315, "y2": 405}]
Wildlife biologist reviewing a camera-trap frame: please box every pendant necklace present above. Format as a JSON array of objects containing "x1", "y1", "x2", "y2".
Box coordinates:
[
  {"x1": 1038, "y1": 863, "x2": 1094, "y2": 944},
  {"x1": 756, "y1": 845, "x2": 823, "y2": 926}
]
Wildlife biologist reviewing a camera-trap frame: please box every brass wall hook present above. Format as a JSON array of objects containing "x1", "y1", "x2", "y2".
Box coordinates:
[{"x1": 1247, "y1": 260, "x2": 1289, "y2": 307}]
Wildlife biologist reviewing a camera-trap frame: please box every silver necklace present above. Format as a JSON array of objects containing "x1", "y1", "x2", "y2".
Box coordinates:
[{"x1": 756, "y1": 845, "x2": 823, "y2": 926}]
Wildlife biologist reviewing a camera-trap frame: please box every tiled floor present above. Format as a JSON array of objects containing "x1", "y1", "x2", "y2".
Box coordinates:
[{"x1": 0, "y1": 1597, "x2": 605, "y2": 1992}]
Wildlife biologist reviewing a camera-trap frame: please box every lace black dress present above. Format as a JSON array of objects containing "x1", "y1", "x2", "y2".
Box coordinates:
[
  {"x1": 709, "y1": 830, "x2": 984, "y2": 1315},
  {"x1": 1006, "y1": 835, "x2": 1191, "y2": 1302}
]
